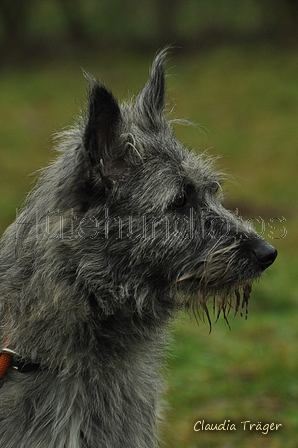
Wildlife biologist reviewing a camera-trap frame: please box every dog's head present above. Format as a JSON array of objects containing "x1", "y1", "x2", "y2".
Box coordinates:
[{"x1": 77, "y1": 49, "x2": 277, "y2": 324}]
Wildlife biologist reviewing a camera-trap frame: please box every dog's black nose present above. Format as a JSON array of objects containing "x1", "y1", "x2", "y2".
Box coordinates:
[{"x1": 252, "y1": 240, "x2": 277, "y2": 269}]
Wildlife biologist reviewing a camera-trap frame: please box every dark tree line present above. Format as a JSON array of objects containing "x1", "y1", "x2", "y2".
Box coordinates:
[{"x1": 1, "y1": 0, "x2": 298, "y2": 62}]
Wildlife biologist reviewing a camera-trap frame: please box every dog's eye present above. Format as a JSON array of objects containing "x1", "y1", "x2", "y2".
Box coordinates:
[
  {"x1": 172, "y1": 192, "x2": 187, "y2": 208},
  {"x1": 211, "y1": 181, "x2": 221, "y2": 195}
]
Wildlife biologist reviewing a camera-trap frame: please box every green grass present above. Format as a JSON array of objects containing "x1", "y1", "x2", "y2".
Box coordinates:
[{"x1": 0, "y1": 44, "x2": 297, "y2": 447}]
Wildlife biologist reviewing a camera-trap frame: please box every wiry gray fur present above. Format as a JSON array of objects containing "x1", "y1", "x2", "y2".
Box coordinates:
[{"x1": 0, "y1": 49, "x2": 277, "y2": 447}]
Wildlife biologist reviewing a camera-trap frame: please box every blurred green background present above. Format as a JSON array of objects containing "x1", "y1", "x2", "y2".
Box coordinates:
[{"x1": 0, "y1": 1, "x2": 297, "y2": 447}]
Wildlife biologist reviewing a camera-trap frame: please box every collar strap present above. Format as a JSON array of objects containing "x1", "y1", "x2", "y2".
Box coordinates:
[
  {"x1": 10, "y1": 356, "x2": 41, "y2": 373},
  {"x1": 0, "y1": 349, "x2": 12, "y2": 379},
  {"x1": 0, "y1": 347, "x2": 41, "y2": 378}
]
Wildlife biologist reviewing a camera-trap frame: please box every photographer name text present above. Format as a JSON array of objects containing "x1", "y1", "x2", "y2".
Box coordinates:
[{"x1": 194, "y1": 419, "x2": 282, "y2": 435}]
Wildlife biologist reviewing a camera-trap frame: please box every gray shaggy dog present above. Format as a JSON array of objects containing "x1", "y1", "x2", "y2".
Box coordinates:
[{"x1": 0, "y1": 50, "x2": 277, "y2": 447}]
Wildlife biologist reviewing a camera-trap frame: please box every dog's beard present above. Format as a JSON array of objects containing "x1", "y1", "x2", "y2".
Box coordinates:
[
  {"x1": 173, "y1": 277, "x2": 253, "y2": 332},
  {"x1": 172, "y1": 242, "x2": 255, "y2": 331}
]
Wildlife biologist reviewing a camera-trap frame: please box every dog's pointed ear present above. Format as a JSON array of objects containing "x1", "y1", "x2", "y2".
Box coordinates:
[
  {"x1": 135, "y1": 49, "x2": 168, "y2": 128},
  {"x1": 83, "y1": 76, "x2": 123, "y2": 176}
]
